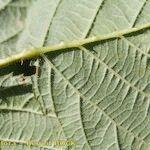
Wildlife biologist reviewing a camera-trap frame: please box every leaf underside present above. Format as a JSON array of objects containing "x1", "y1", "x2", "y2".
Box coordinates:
[{"x1": 0, "y1": 0, "x2": 150, "y2": 150}]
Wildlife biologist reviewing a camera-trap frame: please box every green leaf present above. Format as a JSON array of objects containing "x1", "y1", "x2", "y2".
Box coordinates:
[
  {"x1": 8, "y1": 0, "x2": 37, "y2": 8},
  {"x1": 0, "y1": 0, "x2": 12, "y2": 10},
  {"x1": 0, "y1": 0, "x2": 150, "y2": 150}
]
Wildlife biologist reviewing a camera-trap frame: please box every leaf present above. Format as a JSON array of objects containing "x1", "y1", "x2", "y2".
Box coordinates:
[
  {"x1": 0, "y1": 0, "x2": 12, "y2": 10},
  {"x1": 9, "y1": 0, "x2": 37, "y2": 7},
  {"x1": 0, "y1": 0, "x2": 150, "y2": 150}
]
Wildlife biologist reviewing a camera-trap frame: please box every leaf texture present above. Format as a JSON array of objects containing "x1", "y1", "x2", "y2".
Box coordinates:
[
  {"x1": 0, "y1": 0, "x2": 12, "y2": 10},
  {"x1": 0, "y1": 0, "x2": 150, "y2": 150}
]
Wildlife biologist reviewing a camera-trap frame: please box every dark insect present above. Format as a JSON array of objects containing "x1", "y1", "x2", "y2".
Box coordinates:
[
  {"x1": 15, "y1": 59, "x2": 39, "y2": 82},
  {"x1": 0, "y1": 59, "x2": 38, "y2": 79},
  {"x1": 15, "y1": 60, "x2": 38, "y2": 76}
]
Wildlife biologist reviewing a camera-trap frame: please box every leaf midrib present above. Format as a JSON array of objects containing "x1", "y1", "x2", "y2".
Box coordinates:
[{"x1": 0, "y1": 22, "x2": 150, "y2": 68}]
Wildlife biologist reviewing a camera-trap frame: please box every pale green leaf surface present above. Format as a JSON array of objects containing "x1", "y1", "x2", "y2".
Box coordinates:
[
  {"x1": 0, "y1": 0, "x2": 12, "y2": 10},
  {"x1": 17, "y1": 0, "x2": 61, "y2": 50},
  {"x1": 9, "y1": 0, "x2": 37, "y2": 8},
  {"x1": 0, "y1": 0, "x2": 150, "y2": 150},
  {"x1": 0, "y1": 6, "x2": 26, "y2": 45}
]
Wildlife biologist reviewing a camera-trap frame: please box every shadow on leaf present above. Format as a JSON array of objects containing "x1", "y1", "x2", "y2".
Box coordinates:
[
  {"x1": 0, "y1": 60, "x2": 36, "y2": 76},
  {"x1": 0, "y1": 84, "x2": 32, "y2": 98}
]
